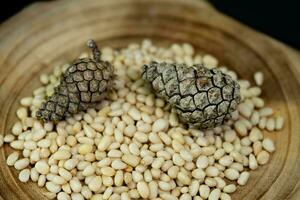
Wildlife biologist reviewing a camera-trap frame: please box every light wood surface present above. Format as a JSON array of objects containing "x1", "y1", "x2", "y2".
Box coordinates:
[{"x1": 0, "y1": 0, "x2": 300, "y2": 199}]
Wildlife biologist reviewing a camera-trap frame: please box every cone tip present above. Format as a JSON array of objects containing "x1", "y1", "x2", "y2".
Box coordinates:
[{"x1": 87, "y1": 39, "x2": 96, "y2": 48}]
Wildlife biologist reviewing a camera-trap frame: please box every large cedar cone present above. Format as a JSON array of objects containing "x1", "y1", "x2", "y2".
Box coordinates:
[
  {"x1": 142, "y1": 61, "x2": 241, "y2": 129},
  {"x1": 36, "y1": 40, "x2": 114, "y2": 122}
]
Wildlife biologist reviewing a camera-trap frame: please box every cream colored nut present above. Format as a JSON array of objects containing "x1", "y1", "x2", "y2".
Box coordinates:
[
  {"x1": 24, "y1": 140, "x2": 37, "y2": 150},
  {"x1": 167, "y1": 165, "x2": 179, "y2": 179},
  {"x1": 219, "y1": 155, "x2": 233, "y2": 167},
  {"x1": 111, "y1": 159, "x2": 127, "y2": 170},
  {"x1": 275, "y1": 116, "x2": 284, "y2": 130},
  {"x1": 158, "y1": 181, "x2": 172, "y2": 191},
  {"x1": 104, "y1": 123, "x2": 114, "y2": 135},
  {"x1": 58, "y1": 168, "x2": 72, "y2": 181},
  {"x1": 64, "y1": 159, "x2": 78, "y2": 170},
  {"x1": 205, "y1": 177, "x2": 217, "y2": 187},
  {"x1": 35, "y1": 160, "x2": 50, "y2": 175},
  {"x1": 199, "y1": 184, "x2": 210, "y2": 199},
  {"x1": 98, "y1": 136, "x2": 112, "y2": 151},
  {"x1": 37, "y1": 139, "x2": 51, "y2": 148},
  {"x1": 173, "y1": 153, "x2": 185, "y2": 166},
  {"x1": 240, "y1": 146, "x2": 253, "y2": 156},
  {"x1": 132, "y1": 171, "x2": 143, "y2": 183},
  {"x1": 61, "y1": 183, "x2": 72, "y2": 194},
  {"x1": 223, "y1": 184, "x2": 236, "y2": 193},
  {"x1": 237, "y1": 171, "x2": 250, "y2": 186},
  {"x1": 52, "y1": 175, "x2": 66, "y2": 185},
  {"x1": 254, "y1": 72, "x2": 264, "y2": 86},
  {"x1": 250, "y1": 111, "x2": 260, "y2": 126},
  {"x1": 223, "y1": 142, "x2": 234, "y2": 153},
  {"x1": 3, "y1": 134, "x2": 14, "y2": 143},
  {"x1": 128, "y1": 107, "x2": 141, "y2": 121},
  {"x1": 160, "y1": 193, "x2": 177, "y2": 200},
  {"x1": 191, "y1": 168, "x2": 205, "y2": 180},
  {"x1": 88, "y1": 176, "x2": 102, "y2": 192},
  {"x1": 180, "y1": 193, "x2": 192, "y2": 200},
  {"x1": 259, "y1": 107, "x2": 273, "y2": 117},
  {"x1": 122, "y1": 154, "x2": 141, "y2": 167},
  {"x1": 220, "y1": 192, "x2": 231, "y2": 200},
  {"x1": 20, "y1": 97, "x2": 33, "y2": 106},
  {"x1": 203, "y1": 54, "x2": 218, "y2": 68},
  {"x1": 70, "y1": 177, "x2": 82, "y2": 192},
  {"x1": 253, "y1": 141, "x2": 263, "y2": 155},
  {"x1": 53, "y1": 150, "x2": 71, "y2": 160},
  {"x1": 12, "y1": 122, "x2": 23, "y2": 136},
  {"x1": 152, "y1": 119, "x2": 169, "y2": 132},
  {"x1": 83, "y1": 124, "x2": 96, "y2": 138},
  {"x1": 214, "y1": 177, "x2": 226, "y2": 189},
  {"x1": 266, "y1": 118, "x2": 275, "y2": 131},
  {"x1": 108, "y1": 149, "x2": 123, "y2": 158},
  {"x1": 78, "y1": 144, "x2": 93, "y2": 155},
  {"x1": 172, "y1": 140, "x2": 184, "y2": 152},
  {"x1": 238, "y1": 103, "x2": 252, "y2": 118},
  {"x1": 45, "y1": 181, "x2": 61, "y2": 193},
  {"x1": 249, "y1": 127, "x2": 263, "y2": 142},
  {"x1": 249, "y1": 154, "x2": 258, "y2": 170},
  {"x1": 180, "y1": 149, "x2": 193, "y2": 162},
  {"x1": 177, "y1": 172, "x2": 191, "y2": 185},
  {"x1": 158, "y1": 132, "x2": 172, "y2": 145},
  {"x1": 82, "y1": 165, "x2": 95, "y2": 176},
  {"x1": 234, "y1": 121, "x2": 247, "y2": 136},
  {"x1": 258, "y1": 117, "x2": 267, "y2": 129},
  {"x1": 17, "y1": 107, "x2": 28, "y2": 120},
  {"x1": 224, "y1": 168, "x2": 239, "y2": 180},
  {"x1": 214, "y1": 148, "x2": 225, "y2": 160},
  {"x1": 10, "y1": 140, "x2": 24, "y2": 150},
  {"x1": 196, "y1": 155, "x2": 209, "y2": 169},
  {"x1": 103, "y1": 187, "x2": 113, "y2": 199},
  {"x1": 248, "y1": 87, "x2": 261, "y2": 97},
  {"x1": 251, "y1": 97, "x2": 264, "y2": 108},
  {"x1": 32, "y1": 129, "x2": 46, "y2": 141},
  {"x1": 224, "y1": 130, "x2": 236, "y2": 143},
  {"x1": 256, "y1": 150, "x2": 270, "y2": 165},
  {"x1": 148, "y1": 181, "x2": 158, "y2": 199},
  {"x1": 38, "y1": 175, "x2": 46, "y2": 187},
  {"x1": 205, "y1": 166, "x2": 219, "y2": 177},
  {"x1": 262, "y1": 138, "x2": 275, "y2": 153},
  {"x1": 114, "y1": 171, "x2": 124, "y2": 187},
  {"x1": 71, "y1": 193, "x2": 84, "y2": 200},
  {"x1": 14, "y1": 158, "x2": 29, "y2": 170},
  {"x1": 57, "y1": 192, "x2": 71, "y2": 200},
  {"x1": 137, "y1": 181, "x2": 150, "y2": 198},
  {"x1": 209, "y1": 188, "x2": 221, "y2": 200},
  {"x1": 189, "y1": 180, "x2": 200, "y2": 196},
  {"x1": 7, "y1": 151, "x2": 19, "y2": 166},
  {"x1": 19, "y1": 168, "x2": 30, "y2": 183},
  {"x1": 101, "y1": 167, "x2": 116, "y2": 177},
  {"x1": 151, "y1": 157, "x2": 164, "y2": 169}
]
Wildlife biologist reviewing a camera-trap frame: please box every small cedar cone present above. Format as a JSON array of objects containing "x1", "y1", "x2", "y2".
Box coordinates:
[
  {"x1": 142, "y1": 61, "x2": 241, "y2": 129},
  {"x1": 36, "y1": 39, "x2": 114, "y2": 122}
]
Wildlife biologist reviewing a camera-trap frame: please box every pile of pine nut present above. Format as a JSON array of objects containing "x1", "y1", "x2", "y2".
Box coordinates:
[{"x1": 0, "y1": 40, "x2": 284, "y2": 200}]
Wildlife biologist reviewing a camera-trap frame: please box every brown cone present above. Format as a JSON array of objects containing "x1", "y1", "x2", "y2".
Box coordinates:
[
  {"x1": 36, "y1": 40, "x2": 114, "y2": 122},
  {"x1": 142, "y1": 61, "x2": 241, "y2": 129}
]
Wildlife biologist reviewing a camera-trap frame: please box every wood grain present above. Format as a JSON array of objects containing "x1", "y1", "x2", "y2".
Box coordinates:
[{"x1": 0, "y1": 0, "x2": 300, "y2": 199}]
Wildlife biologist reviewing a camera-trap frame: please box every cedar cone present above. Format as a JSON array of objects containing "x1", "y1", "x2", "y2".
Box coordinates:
[
  {"x1": 142, "y1": 61, "x2": 241, "y2": 129},
  {"x1": 36, "y1": 39, "x2": 114, "y2": 122}
]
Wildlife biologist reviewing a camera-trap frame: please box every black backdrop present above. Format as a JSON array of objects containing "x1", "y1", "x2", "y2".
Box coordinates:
[{"x1": 1, "y1": 0, "x2": 299, "y2": 49}]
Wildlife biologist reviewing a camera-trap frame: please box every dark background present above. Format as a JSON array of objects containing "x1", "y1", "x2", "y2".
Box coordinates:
[{"x1": 1, "y1": 0, "x2": 299, "y2": 49}]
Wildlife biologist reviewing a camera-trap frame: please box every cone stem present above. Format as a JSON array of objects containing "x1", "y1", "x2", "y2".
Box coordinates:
[{"x1": 87, "y1": 39, "x2": 101, "y2": 62}]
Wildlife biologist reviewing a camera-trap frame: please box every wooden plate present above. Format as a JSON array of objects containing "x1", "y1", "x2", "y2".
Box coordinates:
[{"x1": 0, "y1": 0, "x2": 299, "y2": 199}]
